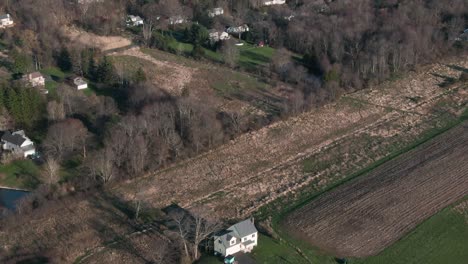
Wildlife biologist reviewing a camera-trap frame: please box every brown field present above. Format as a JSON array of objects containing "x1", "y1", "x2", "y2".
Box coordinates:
[
  {"x1": 61, "y1": 27, "x2": 132, "y2": 51},
  {"x1": 282, "y1": 121, "x2": 468, "y2": 257}
]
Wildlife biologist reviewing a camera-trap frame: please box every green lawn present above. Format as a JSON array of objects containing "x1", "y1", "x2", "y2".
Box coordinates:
[
  {"x1": 41, "y1": 67, "x2": 67, "y2": 81},
  {"x1": 238, "y1": 43, "x2": 276, "y2": 71},
  {"x1": 198, "y1": 234, "x2": 308, "y2": 264},
  {"x1": 354, "y1": 197, "x2": 468, "y2": 264},
  {"x1": 0, "y1": 159, "x2": 41, "y2": 189}
]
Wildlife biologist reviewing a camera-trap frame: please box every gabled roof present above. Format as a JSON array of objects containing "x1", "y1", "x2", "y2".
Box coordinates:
[
  {"x1": 228, "y1": 219, "x2": 257, "y2": 238},
  {"x1": 1, "y1": 131, "x2": 26, "y2": 146},
  {"x1": 216, "y1": 230, "x2": 240, "y2": 248},
  {"x1": 29, "y1": 72, "x2": 43, "y2": 79},
  {"x1": 74, "y1": 77, "x2": 87, "y2": 86}
]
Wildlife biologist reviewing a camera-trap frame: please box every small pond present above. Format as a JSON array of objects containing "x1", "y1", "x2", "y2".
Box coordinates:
[{"x1": 0, "y1": 188, "x2": 29, "y2": 211}]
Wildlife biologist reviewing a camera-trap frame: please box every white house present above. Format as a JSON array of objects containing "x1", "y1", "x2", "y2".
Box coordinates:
[
  {"x1": 73, "y1": 77, "x2": 88, "y2": 90},
  {"x1": 263, "y1": 0, "x2": 286, "y2": 6},
  {"x1": 209, "y1": 30, "x2": 230, "y2": 43},
  {"x1": 126, "y1": 15, "x2": 144, "y2": 27},
  {"x1": 226, "y1": 24, "x2": 249, "y2": 34},
  {"x1": 0, "y1": 14, "x2": 14, "y2": 29},
  {"x1": 208, "y1": 7, "x2": 224, "y2": 18},
  {"x1": 23, "y1": 72, "x2": 45, "y2": 87},
  {"x1": 213, "y1": 218, "x2": 258, "y2": 257},
  {"x1": 1, "y1": 130, "x2": 36, "y2": 158},
  {"x1": 169, "y1": 16, "x2": 186, "y2": 25}
]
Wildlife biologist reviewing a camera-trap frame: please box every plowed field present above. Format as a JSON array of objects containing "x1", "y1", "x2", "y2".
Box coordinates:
[{"x1": 282, "y1": 121, "x2": 468, "y2": 257}]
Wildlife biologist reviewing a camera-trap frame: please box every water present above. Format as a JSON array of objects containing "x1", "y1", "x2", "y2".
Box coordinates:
[{"x1": 0, "y1": 188, "x2": 29, "y2": 211}]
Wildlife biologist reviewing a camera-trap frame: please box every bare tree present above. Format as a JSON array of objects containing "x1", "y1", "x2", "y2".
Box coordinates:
[
  {"x1": 88, "y1": 145, "x2": 117, "y2": 184},
  {"x1": 43, "y1": 157, "x2": 61, "y2": 185},
  {"x1": 43, "y1": 119, "x2": 88, "y2": 160},
  {"x1": 169, "y1": 209, "x2": 191, "y2": 259},
  {"x1": 220, "y1": 39, "x2": 239, "y2": 67},
  {"x1": 190, "y1": 208, "x2": 220, "y2": 260},
  {"x1": 142, "y1": 22, "x2": 153, "y2": 47},
  {"x1": 46, "y1": 101, "x2": 65, "y2": 122}
]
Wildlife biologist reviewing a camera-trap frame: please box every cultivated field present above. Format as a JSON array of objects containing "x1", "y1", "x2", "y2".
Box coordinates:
[
  {"x1": 281, "y1": 122, "x2": 468, "y2": 257},
  {"x1": 355, "y1": 197, "x2": 468, "y2": 264}
]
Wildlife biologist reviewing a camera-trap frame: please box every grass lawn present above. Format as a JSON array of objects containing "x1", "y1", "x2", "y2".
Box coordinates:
[
  {"x1": 45, "y1": 80, "x2": 58, "y2": 95},
  {"x1": 0, "y1": 159, "x2": 41, "y2": 189},
  {"x1": 197, "y1": 234, "x2": 308, "y2": 264},
  {"x1": 41, "y1": 67, "x2": 67, "y2": 81},
  {"x1": 353, "y1": 197, "x2": 468, "y2": 264},
  {"x1": 238, "y1": 43, "x2": 275, "y2": 71}
]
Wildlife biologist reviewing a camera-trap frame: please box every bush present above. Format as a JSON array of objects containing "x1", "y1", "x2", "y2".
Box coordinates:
[{"x1": 459, "y1": 72, "x2": 468, "y2": 82}]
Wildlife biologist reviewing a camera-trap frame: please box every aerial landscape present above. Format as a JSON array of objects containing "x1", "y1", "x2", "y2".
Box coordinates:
[{"x1": 0, "y1": 0, "x2": 466, "y2": 263}]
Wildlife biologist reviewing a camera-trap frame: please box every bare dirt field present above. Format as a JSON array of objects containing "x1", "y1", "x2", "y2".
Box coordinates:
[
  {"x1": 281, "y1": 122, "x2": 468, "y2": 257},
  {"x1": 110, "y1": 47, "x2": 195, "y2": 95},
  {"x1": 61, "y1": 27, "x2": 132, "y2": 51}
]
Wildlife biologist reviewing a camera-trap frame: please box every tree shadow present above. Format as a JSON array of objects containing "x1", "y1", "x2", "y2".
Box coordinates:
[
  {"x1": 86, "y1": 192, "x2": 150, "y2": 262},
  {"x1": 446, "y1": 64, "x2": 468, "y2": 73},
  {"x1": 430, "y1": 73, "x2": 456, "y2": 88}
]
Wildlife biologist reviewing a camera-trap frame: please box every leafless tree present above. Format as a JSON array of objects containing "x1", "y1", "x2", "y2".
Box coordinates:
[
  {"x1": 220, "y1": 39, "x2": 239, "y2": 67},
  {"x1": 46, "y1": 101, "x2": 65, "y2": 122},
  {"x1": 142, "y1": 22, "x2": 153, "y2": 47},
  {"x1": 88, "y1": 145, "x2": 117, "y2": 184},
  {"x1": 43, "y1": 157, "x2": 61, "y2": 185},
  {"x1": 169, "y1": 210, "x2": 191, "y2": 259},
  {"x1": 190, "y1": 208, "x2": 220, "y2": 260}
]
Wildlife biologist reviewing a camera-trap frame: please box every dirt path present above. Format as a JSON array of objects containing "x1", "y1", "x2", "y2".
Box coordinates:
[{"x1": 110, "y1": 47, "x2": 195, "y2": 95}]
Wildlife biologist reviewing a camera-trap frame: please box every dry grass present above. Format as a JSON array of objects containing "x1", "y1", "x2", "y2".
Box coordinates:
[{"x1": 61, "y1": 26, "x2": 132, "y2": 51}]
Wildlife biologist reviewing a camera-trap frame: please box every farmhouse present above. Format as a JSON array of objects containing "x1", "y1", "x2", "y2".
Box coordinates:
[
  {"x1": 0, "y1": 14, "x2": 14, "y2": 29},
  {"x1": 209, "y1": 30, "x2": 230, "y2": 43},
  {"x1": 263, "y1": 0, "x2": 287, "y2": 6},
  {"x1": 1, "y1": 130, "x2": 36, "y2": 158},
  {"x1": 126, "y1": 15, "x2": 144, "y2": 27},
  {"x1": 22, "y1": 72, "x2": 45, "y2": 87},
  {"x1": 213, "y1": 218, "x2": 258, "y2": 257},
  {"x1": 208, "y1": 7, "x2": 224, "y2": 17},
  {"x1": 73, "y1": 77, "x2": 88, "y2": 90}
]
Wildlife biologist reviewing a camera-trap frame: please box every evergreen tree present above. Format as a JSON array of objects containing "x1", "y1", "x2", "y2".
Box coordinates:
[
  {"x1": 57, "y1": 48, "x2": 72, "y2": 72},
  {"x1": 11, "y1": 50, "x2": 33, "y2": 75},
  {"x1": 192, "y1": 44, "x2": 205, "y2": 60},
  {"x1": 88, "y1": 54, "x2": 97, "y2": 81},
  {"x1": 97, "y1": 57, "x2": 115, "y2": 85}
]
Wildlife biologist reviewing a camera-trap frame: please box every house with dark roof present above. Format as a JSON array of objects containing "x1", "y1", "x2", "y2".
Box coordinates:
[
  {"x1": 1, "y1": 130, "x2": 36, "y2": 158},
  {"x1": 213, "y1": 218, "x2": 258, "y2": 257}
]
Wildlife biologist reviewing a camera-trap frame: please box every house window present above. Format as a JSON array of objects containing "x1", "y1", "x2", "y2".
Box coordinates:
[
  {"x1": 230, "y1": 239, "x2": 235, "y2": 245},
  {"x1": 252, "y1": 233, "x2": 256, "y2": 238}
]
